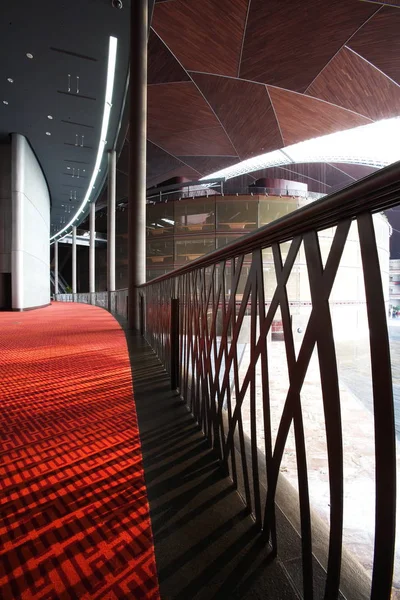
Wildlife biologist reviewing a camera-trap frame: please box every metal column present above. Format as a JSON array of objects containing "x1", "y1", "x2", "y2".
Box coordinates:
[
  {"x1": 54, "y1": 241, "x2": 59, "y2": 296},
  {"x1": 128, "y1": 0, "x2": 147, "y2": 330},
  {"x1": 107, "y1": 150, "x2": 116, "y2": 310},
  {"x1": 89, "y1": 202, "x2": 96, "y2": 303},
  {"x1": 72, "y1": 225, "x2": 77, "y2": 296}
]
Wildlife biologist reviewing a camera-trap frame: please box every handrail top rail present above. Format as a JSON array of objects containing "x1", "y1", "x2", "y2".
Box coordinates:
[{"x1": 139, "y1": 160, "x2": 400, "y2": 288}]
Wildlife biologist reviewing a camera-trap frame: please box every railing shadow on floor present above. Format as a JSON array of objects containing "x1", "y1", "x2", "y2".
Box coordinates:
[{"x1": 55, "y1": 160, "x2": 400, "y2": 600}]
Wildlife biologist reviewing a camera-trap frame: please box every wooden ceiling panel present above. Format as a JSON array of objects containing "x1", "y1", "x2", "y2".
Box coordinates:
[
  {"x1": 191, "y1": 74, "x2": 283, "y2": 159},
  {"x1": 152, "y1": 126, "x2": 236, "y2": 156},
  {"x1": 152, "y1": 0, "x2": 249, "y2": 77},
  {"x1": 307, "y1": 47, "x2": 400, "y2": 120},
  {"x1": 239, "y1": 0, "x2": 378, "y2": 92},
  {"x1": 268, "y1": 86, "x2": 372, "y2": 146},
  {"x1": 148, "y1": 30, "x2": 190, "y2": 84},
  {"x1": 348, "y1": 7, "x2": 400, "y2": 84},
  {"x1": 176, "y1": 155, "x2": 239, "y2": 176},
  {"x1": 147, "y1": 82, "x2": 220, "y2": 137},
  {"x1": 329, "y1": 163, "x2": 377, "y2": 179},
  {"x1": 146, "y1": 140, "x2": 188, "y2": 184}
]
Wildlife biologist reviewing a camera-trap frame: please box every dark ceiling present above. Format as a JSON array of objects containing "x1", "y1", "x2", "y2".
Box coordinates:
[{"x1": 0, "y1": 0, "x2": 132, "y2": 236}]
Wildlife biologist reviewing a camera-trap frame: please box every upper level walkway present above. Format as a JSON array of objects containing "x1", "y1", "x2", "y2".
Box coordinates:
[{"x1": 0, "y1": 302, "x2": 299, "y2": 600}]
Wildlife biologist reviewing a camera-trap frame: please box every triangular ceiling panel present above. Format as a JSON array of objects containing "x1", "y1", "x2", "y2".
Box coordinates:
[
  {"x1": 147, "y1": 82, "x2": 236, "y2": 155},
  {"x1": 239, "y1": 0, "x2": 378, "y2": 92},
  {"x1": 268, "y1": 86, "x2": 372, "y2": 146},
  {"x1": 307, "y1": 46, "x2": 400, "y2": 120},
  {"x1": 148, "y1": 30, "x2": 190, "y2": 85},
  {"x1": 191, "y1": 74, "x2": 283, "y2": 159},
  {"x1": 152, "y1": 0, "x2": 249, "y2": 77},
  {"x1": 348, "y1": 7, "x2": 400, "y2": 85},
  {"x1": 153, "y1": 127, "x2": 236, "y2": 156},
  {"x1": 176, "y1": 155, "x2": 238, "y2": 177}
]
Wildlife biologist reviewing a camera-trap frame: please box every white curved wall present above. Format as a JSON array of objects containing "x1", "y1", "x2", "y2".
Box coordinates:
[{"x1": 11, "y1": 134, "x2": 50, "y2": 309}]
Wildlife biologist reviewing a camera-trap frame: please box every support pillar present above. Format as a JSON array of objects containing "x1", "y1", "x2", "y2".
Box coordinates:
[
  {"x1": 11, "y1": 133, "x2": 24, "y2": 310},
  {"x1": 54, "y1": 241, "x2": 59, "y2": 296},
  {"x1": 72, "y1": 225, "x2": 77, "y2": 297},
  {"x1": 89, "y1": 202, "x2": 95, "y2": 303},
  {"x1": 107, "y1": 150, "x2": 116, "y2": 310},
  {"x1": 128, "y1": 0, "x2": 147, "y2": 330}
]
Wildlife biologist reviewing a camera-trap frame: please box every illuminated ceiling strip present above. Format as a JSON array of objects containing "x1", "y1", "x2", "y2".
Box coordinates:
[
  {"x1": 51, "y1": 36, "x2": 118, "y2": 242},
  {"x1": 201, "y1": 117, "x2": 400, "y2": 181}
]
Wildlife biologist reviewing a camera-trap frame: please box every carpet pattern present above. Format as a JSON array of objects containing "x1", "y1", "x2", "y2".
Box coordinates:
[{"x1": 0, "y1": 302, "x2": 160, "y2": 599}]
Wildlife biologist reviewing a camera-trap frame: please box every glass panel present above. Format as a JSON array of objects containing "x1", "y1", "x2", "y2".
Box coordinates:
[{"x1": 216, "y1": 197, "x2": 259, "y2": 232}]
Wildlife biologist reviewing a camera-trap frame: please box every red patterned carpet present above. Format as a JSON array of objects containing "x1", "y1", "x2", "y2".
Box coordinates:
[{"x1": 0, "y1": 302, "x2": 160, "y2": 599}]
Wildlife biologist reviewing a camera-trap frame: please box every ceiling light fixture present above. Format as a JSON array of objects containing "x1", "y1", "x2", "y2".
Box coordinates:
[
  {"x1": 7, "y1": 78, "x2": 13, "y2": 83},
  {"x1": 3, "y1": 100, "x2": 8, "y2": 105},
  {"x1": 26, "y1": 53, "x2": 34, "y2": 59},
  {"x1": 47, "y1": 115, "x2": 53, "y2": 120},
  {"x1": 51, "y1": 35, "x2": 118, "y2": 242},
  {"x1": 46, "y1": 132, "x2": 51, "y2": 136}
]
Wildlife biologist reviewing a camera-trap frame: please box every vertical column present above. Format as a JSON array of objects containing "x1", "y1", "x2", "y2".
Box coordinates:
[
  {"x1": 72, "y1": 225, "x2": 77, "y2": 296},
  {"x1": 54, "y1": 241, "x2": 59, "y2": 296},
  {"x1": 11, "y1": 133, "x2": 24, "y2": 310},
  {"x1": 89, "y1": 202, "x2": 96, "y2": 302},
  {"x1": 128, "y1": 0, "x2": 147, "y2": 330},
  {"x1": 107, "y1": 150, "x2": 116, "y2": 310}
]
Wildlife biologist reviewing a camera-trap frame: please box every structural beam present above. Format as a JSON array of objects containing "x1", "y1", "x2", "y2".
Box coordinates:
[
  {"x1": 107, "y1": 150, "x2": 116, "y2": 296},
  {"x1": 89, "y1": 202, "x2": 96, "y2": 301},
  {"x1": 128, "y1": 0, "x2": 147, "y2": 330},
  {"x1": 54, "y1": 241, "x2": 59, "y2": 295},
  {"x1": 72, "y1": 225, "x2": 77, "y2": 295}
]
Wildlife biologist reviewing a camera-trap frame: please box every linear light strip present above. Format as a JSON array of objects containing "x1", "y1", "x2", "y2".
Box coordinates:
[{"x1": 51, "y1": 36, "x2": 118, "y2": 242}]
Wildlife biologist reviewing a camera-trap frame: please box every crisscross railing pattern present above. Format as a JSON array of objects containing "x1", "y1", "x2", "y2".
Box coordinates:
[{"x1": 141, "y1": 163, "x2": 400, "y2": 600}]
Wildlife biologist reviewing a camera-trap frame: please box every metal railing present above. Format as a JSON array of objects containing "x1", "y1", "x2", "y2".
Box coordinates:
[
  {"x1": 140, "y1": 162, "x2": 400, "y2": 600},
  {"x1": 55, "y1": 161, "x2": 400, "y2": 599}
]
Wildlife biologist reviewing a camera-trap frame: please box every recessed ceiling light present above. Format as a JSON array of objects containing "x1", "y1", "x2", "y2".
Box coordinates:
[
  {"x1": 3, "y1": 100, "x2": 8, "y2": 105},
  {"x1": 46, "y1": 132, "x2": 51, "y2": 136},
  {"x1": 26, "y1": 53, "x2": 34, "y2": 59},
  {"x1": 47, "y1": 115, "x2": 53, "y2": 120},
  {"x1": 67, "y1": 166, "x2": 71, "y2": 170},
  {"x1": 7, "y1": 78, "x2": 13, "y2": 83}
]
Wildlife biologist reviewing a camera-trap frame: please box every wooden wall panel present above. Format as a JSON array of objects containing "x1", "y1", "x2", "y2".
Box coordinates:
[
  {"x1": 329, "y1": 163, "x2": 377, "y2": 179},
  {"x1": 148, "y1": 30, "x2": 190, "y2": 84},
  {"x1": 268, "y1": 86, "x2": 372, "y2": 146},
  {"x1": 152, "y1": 0, "x2": 249, "y2": 77},
  {"x1": 348, "y1": 7, "x2": 400, "y2": 84},
  {"x1": 307, "y1": 47, "x2": 400, "y2": 120},
  {"x1": 191, "y1": 74, "x2": 283, "y2": 159},
  {"x1": 239, "y1": 0, "x2": 377, "y2": 92}
]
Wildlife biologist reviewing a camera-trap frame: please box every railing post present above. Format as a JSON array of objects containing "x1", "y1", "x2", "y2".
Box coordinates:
[
  {"x1": 140, "y1": 294, "x2": 145, "y2": 336},
  {"x1": 170, "y1": 298, "x2": 179, "y2": 390}
]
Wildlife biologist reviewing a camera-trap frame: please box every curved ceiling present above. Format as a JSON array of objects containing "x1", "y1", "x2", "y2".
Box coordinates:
[
  {"x1": 0, "y1": 0, "x2": 131, "y2": 238},
  {"x1": 145, "y1": 0, "x2": 400, "y2": 188}
]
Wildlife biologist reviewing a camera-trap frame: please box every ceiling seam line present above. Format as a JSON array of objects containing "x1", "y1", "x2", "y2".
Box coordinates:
[
  {"x1": 304, "y1": 5, "x2": 383, "y2": 94},
  {"x1": 326, "y1": 163, "x2": 358, "y2": 181},
  {"x1": 276, "y1": 165, "x2": 332, "y2": 187},
  {"x1": 237, "y1": 0, "x2": 252, "y2": 78},
  {"x1": 150, "y1": 27, "x2": 242, "y2": 160},
  {"x1": 187, "y1": 70, "x2": 374, "y2": 121},
  {"x1": 265, "y1": 86, "x2": 285, "y2": 148},
  {"x1": 344, "y1": 45, "x2": 400, "y2": 90},
  {"x1": 147, "y1": 138, "x2": 203, "y2": 176}
]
